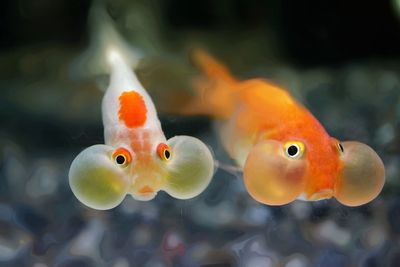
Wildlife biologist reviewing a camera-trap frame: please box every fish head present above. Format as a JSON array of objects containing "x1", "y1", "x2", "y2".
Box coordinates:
[
  {"x1": 120, "y1": 132, "x2": 215, "y2": 202},
  {"x1": 69, "y1": 134, "x2": 214, "y2": 210},
  {"x1": 243, "y1": 132, "x2": 385, "y2": 206}
]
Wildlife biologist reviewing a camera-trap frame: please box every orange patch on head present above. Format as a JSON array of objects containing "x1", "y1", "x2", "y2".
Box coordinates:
[{"x1": 119, "y1": 91, "x2": 147, "y2": 128}]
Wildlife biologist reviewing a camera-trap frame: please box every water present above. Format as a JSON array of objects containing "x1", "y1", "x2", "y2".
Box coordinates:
[{"x1": 1, "y1": 1, "x2": 400, "y2": 266}]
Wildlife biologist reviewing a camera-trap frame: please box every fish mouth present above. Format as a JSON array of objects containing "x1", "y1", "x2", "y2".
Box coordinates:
[
  {"x1": 309, "y1": 189, "x2": 334, "y2": 201},
  {"x1": 131, "y1": 185, "x2": 157, "y2": 201},
  {"x1": 133, "y1": 191, "x2": 157, "y2": 201},
  {"x1": 139, "y1": 185, "x2": 154, "y2": 194}
]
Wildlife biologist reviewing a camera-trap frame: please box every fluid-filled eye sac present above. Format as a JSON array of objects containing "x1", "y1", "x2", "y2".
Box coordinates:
[
  {"x1": 163, "y1": 136, "x2": 214, "y2": 199},
  {"x1": 243, "y1": 141, "x2": 308, "y2": 205},
  {"x1": 69, "y1": 145, "x2": 130, "y2": 210},
  {"x1": 334, "y1": 141, "x2": 385, "y2": 206}
]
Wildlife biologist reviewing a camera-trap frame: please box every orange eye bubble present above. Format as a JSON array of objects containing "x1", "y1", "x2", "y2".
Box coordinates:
[
  {"x1": 334, "y1": 141, "x2": 385, "y2": 206},
  {"x1": 157, "y1": 143, "x2": 172, "y2": 161},
  {"x1": 112, "y1": 147, "x2": 132, "y2": 167},
  {"x1": 244, "y1": 141, "x2": 307, "y2": 205}
]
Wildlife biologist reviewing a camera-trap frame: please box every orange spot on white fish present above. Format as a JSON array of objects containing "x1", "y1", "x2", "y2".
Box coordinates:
[{"x1": 119, "y1": 91, "x2": 147, "y2": 128}]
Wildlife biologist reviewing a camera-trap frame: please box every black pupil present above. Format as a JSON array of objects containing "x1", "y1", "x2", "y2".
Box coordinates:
[
  {"x1": 287, "y1": 145, "x2": 298, "y2": 156},
  {"x1": 164, "y1": 149, "x2": 170, "y2": 159},
  {"x1": 116, "y1": 155, "x2": 125, "y2": 165},
  {"x1": 339, "y1": 143, "x2": 344, "y2": 152}
]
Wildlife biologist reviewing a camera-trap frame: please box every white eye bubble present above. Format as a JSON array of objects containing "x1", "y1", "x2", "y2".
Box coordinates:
[
  {"x1": 162, "y1": 136, "x2": 214, "y2": 199},
  {"x1": 69, "y1": 145, "x2": 130, "y2": 210}
]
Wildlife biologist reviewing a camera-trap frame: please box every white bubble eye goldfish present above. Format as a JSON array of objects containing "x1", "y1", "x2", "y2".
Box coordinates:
[{"x1": 69, "y1": 26, "x2": 214, "y2": 210}]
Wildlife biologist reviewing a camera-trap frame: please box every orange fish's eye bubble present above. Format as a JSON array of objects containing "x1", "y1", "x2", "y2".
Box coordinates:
[
  {"x1": 112, "y1": 147, "x2": 132, "y2": 167},
  {"x1": 157, "y1": 143, "x2": 172, "y2": 161},
  {"x1": 244, "y1": 141, "x2": 307, "y2": 205},
  {"x1": 334, "y1": 141, "x2": 385, "y2": 206},
  {"x1": 283, "y1": 141, "x2": 305, "y2": 159}
]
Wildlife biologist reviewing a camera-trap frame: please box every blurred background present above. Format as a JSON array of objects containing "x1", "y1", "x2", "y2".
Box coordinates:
[{"x1": 1, "y1": 0, "x2": 400, "y2": 266}]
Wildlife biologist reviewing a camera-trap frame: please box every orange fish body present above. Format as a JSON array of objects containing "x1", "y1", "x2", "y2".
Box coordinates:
[{"x1": 186, "y1": 50, "x2": 385, "y2": 206}]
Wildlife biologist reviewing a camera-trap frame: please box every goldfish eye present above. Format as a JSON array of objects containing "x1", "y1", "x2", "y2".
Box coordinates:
[
  {"x1": 157, "y1": 143, "x2": 172, "y2": 161},
  {"x1": 112, "y1": 147, "x2": 132, "y2": 167},
  {"x1": 337, "y1": 143, "x2": 344, "y2": 153},
  {"x1": 284, "y1": 141, "x2": 305, "y2": 159},
  {"x1": 116, "y1": 155, "x2": 126, "y2": 165}
]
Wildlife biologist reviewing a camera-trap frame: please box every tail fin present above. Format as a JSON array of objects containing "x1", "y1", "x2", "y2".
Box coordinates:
[
  {"x1": 69, "y1": 0, "x2": 142, "y2": 86},
  {"x1": 191, "y1": 49, "x2": 237, "y2": 85},
  {"x1": 182, "y1": 50, "x2": 239, "y2": 119}
]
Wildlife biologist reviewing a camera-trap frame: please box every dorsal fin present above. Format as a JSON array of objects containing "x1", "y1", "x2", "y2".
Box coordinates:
[
  {"x1": 69, "y1": 0, "x2": 141, "y2": 84},
  {"x1": 191, "y1": 49, "x2": 237, "y2": 85}
]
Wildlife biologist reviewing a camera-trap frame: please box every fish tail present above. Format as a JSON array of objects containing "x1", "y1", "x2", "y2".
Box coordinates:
[
  {"x1": 69, "y1": 0, "x2": 142, "y2": 85},
  {"x1": 191, "y1": 49, "x2": 237, "y2": 85},
  {"x1": 181, "y1": 49, "x2": 239, "y2": 119}
]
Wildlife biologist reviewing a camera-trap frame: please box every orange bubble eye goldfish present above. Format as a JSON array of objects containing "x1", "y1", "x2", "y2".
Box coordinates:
[{"x1": 184, "y1": 50, "x2": 385, "y2": 206}]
